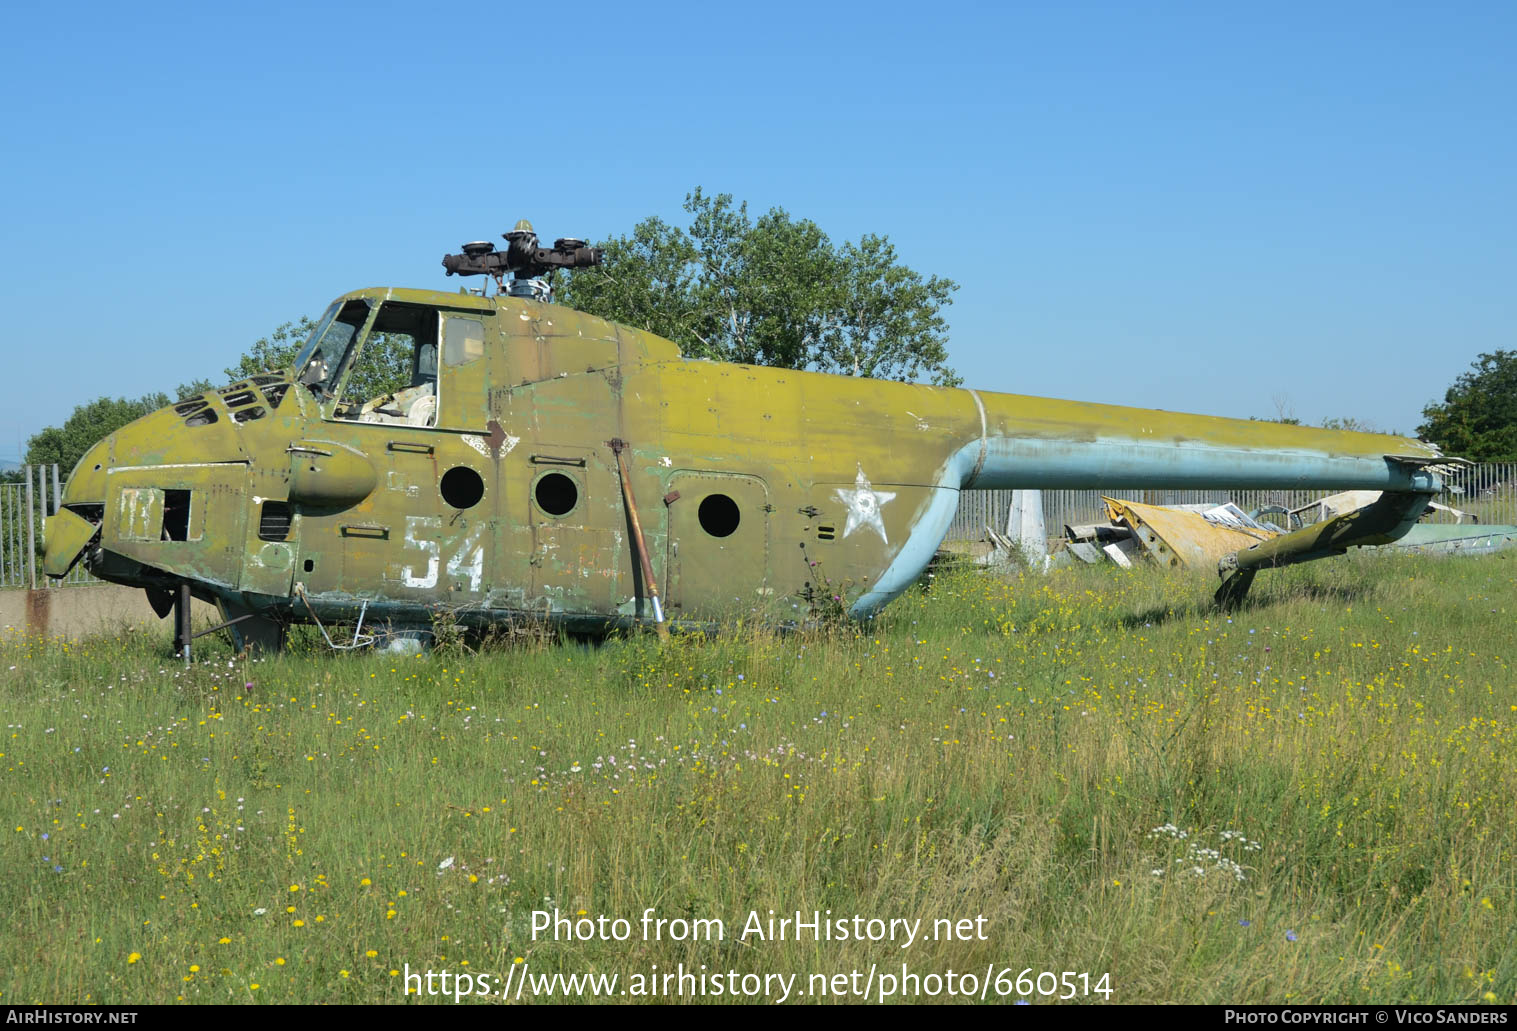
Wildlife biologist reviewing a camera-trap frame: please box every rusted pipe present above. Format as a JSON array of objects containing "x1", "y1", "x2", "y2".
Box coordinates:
[{"x1": 607, "y1": 438, "x2": 667, "y2": 635}]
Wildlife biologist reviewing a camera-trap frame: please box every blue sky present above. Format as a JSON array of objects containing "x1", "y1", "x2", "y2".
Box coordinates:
[{"x1": 2, "y1": 1, "x2": 1512, "y2": 460}]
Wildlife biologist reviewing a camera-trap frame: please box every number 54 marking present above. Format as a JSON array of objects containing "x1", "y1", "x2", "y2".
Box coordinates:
[{"x1": 402, "y1": 516, "x2": 485, "y2": 592}]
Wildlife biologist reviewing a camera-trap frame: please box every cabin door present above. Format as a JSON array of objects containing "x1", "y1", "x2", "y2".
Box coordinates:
[
  {"x1": 663, "y1": 471, "x2": 772, "y2": 619},
  {"x1": 524, "y1": 445, "x2": 629, "y2": 616}
]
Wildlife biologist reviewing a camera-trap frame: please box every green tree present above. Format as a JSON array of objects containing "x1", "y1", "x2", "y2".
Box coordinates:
[
  {"x1": 1418, "y1": 350, "x2": 1517, "y2": 461},
  {"x1": 335, "y1": 333, "x2": 417, "y2": 404},
  {"x1": 224, "y1": 317, "x2": 318, "y2": 382},
  {"x1": 557, "y1": 188, "x2": 961, "y2": 385}
]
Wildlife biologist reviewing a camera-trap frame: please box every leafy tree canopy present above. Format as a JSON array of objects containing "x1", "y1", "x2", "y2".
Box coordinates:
[
  {"x1": 557, "y1": 188, "x2": 961, "y2": 385},
  {"x1": 1418, "y1": 350, "x2": 1517, "y2": 461},
  {"x1": 224, "y1": 317, "x2": 318, "y2": 383}
]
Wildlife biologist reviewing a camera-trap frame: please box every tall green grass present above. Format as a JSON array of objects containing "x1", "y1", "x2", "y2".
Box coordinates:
[{"x1": 1, "y1": 552, "x2": 1513, "y2": 1004}]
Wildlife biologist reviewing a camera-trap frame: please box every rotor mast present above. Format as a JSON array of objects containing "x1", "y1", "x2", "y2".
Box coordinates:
[{"x1": 442, "y1": 220, "x2": 603, "y2": 300}]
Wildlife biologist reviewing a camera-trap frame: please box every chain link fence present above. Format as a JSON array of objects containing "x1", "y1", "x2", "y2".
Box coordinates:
[{"x1": 947, "y1": 463, "x2": 1517, "y2": 542}]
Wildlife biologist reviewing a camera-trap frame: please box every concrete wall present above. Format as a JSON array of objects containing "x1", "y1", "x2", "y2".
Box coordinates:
[{"x1": 0, "y1": 584, "x2": 219, "y2": 640}]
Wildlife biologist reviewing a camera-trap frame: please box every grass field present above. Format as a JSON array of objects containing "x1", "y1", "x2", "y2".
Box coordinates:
[{"x1": 1, "y1": 553, "x2": 1513, "y2": 1005}]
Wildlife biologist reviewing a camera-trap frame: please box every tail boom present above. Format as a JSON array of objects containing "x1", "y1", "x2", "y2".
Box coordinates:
[{"x1": 957, "y1": 388, "x2": 1442, "y2": 494}]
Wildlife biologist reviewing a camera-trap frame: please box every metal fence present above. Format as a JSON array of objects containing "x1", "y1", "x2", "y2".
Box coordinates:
[
  {"x1": 1, "y1": 464, "x2": 100, "y2": 590},
  {"x1": 946, "y1": 462, "x2": 1517, "y2": 542}
]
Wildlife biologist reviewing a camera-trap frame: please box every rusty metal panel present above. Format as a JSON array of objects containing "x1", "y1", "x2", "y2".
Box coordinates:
[
  {"x1": 1102, "y1": 497, "x2": 1280, "y2": 569},
  {"x1": 116, "y1": 487, "x2": 165, "y2": 542}
]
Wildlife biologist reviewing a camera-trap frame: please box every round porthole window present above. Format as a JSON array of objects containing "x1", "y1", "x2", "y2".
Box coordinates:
[
  {"x1": 698, "y1": 493, "x2": 740, "y2": 538},
  {"x1": 440, "y1": 466, "x2": 485, "y2": 509},
  {"x1": 535, "y1": 472, "x2": 579, "y2": 516}
]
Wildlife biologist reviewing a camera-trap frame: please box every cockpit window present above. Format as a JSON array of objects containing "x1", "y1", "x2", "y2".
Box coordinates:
[
  {"x1": 296, "y1": 299, "x2": 369, "y2": 400},
  {"x1": 333, "y1": 303, "x2": 440, "y2": 428},
  {"x1": 295, "y1": 302, "x2": 339, "y2": 363}
]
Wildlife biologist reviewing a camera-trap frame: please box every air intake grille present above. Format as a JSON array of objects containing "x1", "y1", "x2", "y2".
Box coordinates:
[{"x1": 258, "y1": 500, "x2": 292, "y2": 542}]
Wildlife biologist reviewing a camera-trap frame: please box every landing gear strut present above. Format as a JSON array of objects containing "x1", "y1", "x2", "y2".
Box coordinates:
[{"x1": 172, "y1": 583, "x2": 193, "y2": 664}]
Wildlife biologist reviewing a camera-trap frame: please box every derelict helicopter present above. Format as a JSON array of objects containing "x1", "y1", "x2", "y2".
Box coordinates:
[{"x1": 42, "y1": 220, "x2": 1455, "y2": 654}]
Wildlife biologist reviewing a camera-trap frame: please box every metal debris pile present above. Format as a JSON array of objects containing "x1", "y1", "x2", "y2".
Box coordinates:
[
  {"x1": 1062, "y1": 499, "x2": 1281, "y2": 570},
  {"x1": 1060, "y1": 490, "x2": 1517, "y2": 570}
]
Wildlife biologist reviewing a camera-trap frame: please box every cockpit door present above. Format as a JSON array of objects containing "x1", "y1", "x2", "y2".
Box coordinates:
[{"x1": 438, "y1": 313, "x2": 488, "y2": 428}]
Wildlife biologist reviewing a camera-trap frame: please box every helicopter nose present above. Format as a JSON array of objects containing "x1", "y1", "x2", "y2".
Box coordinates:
[
  {"x1": 44, "y1": 394, "x2": 254, "y2": 584},
  {"x1": 42, "y1": 436, "x2": 111, "y2": 578},
  {"x1": 60, "y1": 436, "x2": 111, "y2": 508}
]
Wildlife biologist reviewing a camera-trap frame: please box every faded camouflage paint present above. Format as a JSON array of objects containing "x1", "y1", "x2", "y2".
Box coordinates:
[{"x1": 45, "y1": 285, "x2": 1446, "y2": 640}]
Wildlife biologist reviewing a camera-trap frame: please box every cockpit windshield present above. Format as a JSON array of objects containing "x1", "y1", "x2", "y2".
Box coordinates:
[{"x1": 295, "y1": 299, "x2": 371, "y2": 399}]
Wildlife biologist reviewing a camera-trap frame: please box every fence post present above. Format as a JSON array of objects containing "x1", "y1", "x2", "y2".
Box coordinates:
[
  {"x1": 25, "y1": 466, "x2": 36, "y2": 590},
  {"x1": 51, "y1": 464, "x2": 60, "y2": 516},
  {"x1": 39, "y1": 465, "x2": 50, "y2": 586},
  {"x1": 43, "y1": 465, "x2": 57, "y2": 589}
]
